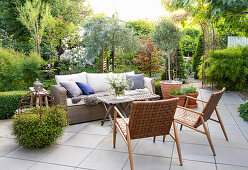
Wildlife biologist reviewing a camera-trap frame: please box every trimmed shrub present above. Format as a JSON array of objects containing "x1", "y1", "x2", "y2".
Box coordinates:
[
  {"x1": 192, "y1": 33, "x2": 204, "y2": 79},
  {"x1": 198, "y1": 46, "x2": 248, "y2": 90},
  {"x1": 239, "y1": 101, "x2": 248, "y2": 121},
  {"x1": 0, "y1": 91, "x2": 28, "y2": 119},
  {"x1": 12, "y1": 106, "x2": 68, "y2": 149}
]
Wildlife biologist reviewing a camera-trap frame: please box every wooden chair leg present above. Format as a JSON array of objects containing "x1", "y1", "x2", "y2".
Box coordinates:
[
  {"x1": 180, "y1": 124, "x2": 183, "y2": 131},
  {"x1": 153, "y1": 136, "x2": 156, "y2": 143},
  {"x1": 126, "y1": 128, "x2": 134, "y2": 170},
  {"x1": 215, "y1": 108, "x2": 229, "y2": 141},
  {"x1": 201, "y1": 117, "x2": 216, "y2": 156},
  {"x1": 163, "y1": 135, "x2": 166, "y2": 142},
  {"x1": 173, "y1": 120, "x2": 183, "y2": 166},
  {"x1": 113, "y1": 110, "x2": 117, "y2": 148}
]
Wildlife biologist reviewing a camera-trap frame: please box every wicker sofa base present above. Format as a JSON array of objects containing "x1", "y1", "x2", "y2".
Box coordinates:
[{"x1": 67, "y1": 103, "x2": 106, "y2": 124}]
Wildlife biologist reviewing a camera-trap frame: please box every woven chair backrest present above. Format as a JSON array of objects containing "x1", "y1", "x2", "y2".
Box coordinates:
[
  {"x1": 128, "y1": 98, "x2": 178, "y2": 140},
  {"x1": 195, "y1": 87, "x2": 225, "y2": 128}
]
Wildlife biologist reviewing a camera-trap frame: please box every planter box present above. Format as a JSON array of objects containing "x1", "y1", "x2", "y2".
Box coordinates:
[{"x1": 160, "y1": 81, "x2": 182, "y2": 99}]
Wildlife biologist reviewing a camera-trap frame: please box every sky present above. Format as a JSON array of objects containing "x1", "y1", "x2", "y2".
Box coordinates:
[{"x1": 88, "y1": 0, "x2": 169, "y2": 21}]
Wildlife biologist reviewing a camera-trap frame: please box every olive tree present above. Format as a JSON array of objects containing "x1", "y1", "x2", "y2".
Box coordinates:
[{"x1": 151, "y1": 18, "x2": 181, "y2": 82}]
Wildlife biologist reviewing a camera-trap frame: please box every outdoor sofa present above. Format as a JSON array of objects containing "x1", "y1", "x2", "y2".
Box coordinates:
[{"x1": 51, "y1": 71, "x2": 155, "y2": 124}]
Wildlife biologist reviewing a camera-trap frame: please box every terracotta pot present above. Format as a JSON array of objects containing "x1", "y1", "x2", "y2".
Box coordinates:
[
  {"x1": 185, "y1": 92, "x2": 199, "y2": 108},
  {"x1": 160, "y1": 81, "x2": 182, "y2": 99},
  {"x1": 168, "y1": 94, "x2": 186, "y2": 106}
]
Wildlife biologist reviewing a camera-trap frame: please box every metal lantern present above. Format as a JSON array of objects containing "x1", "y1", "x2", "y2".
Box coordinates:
[{"x1": 33, "y1": 78, "x2": 43, "y2": 91}]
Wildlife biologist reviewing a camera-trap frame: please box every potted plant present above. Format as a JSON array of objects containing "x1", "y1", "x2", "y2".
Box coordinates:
[
  {"x1": 168, "y1": 89, "x2": 186, "y2": 106},
  {"x1": 12, "y1": 106, "x2": 68, "y2": 149},
  {"x1": 107, "y1": 75, "x2": 130, "y2": 99},
  {"x1": 183, "y1": 85, "x2": 199, "y2": 108},
  {"x1": 151, "y1": 18, "x2": 181, "y2": 99}
]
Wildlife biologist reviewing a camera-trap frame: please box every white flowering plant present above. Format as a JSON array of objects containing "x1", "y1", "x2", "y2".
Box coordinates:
[{"x1": 107, "y1": 75, "x2": 132, "y2": 97}]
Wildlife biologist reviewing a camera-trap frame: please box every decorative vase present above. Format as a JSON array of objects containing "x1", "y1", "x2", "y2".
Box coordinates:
[
  {"x1": 185, "y1": 92, "x2": 199, "y2": 108},
  {"x1": 114, "y1": 88, "x2": 125, "y2": 99},
  {"x1": 168, "y1": 94, "x2": 186, "y2": 106},
  {"x1": 160, "y1": 81, "x2": 182, "y2": 99}
]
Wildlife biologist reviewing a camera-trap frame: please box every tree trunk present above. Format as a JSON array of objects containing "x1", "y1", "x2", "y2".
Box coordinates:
[
  {"x1": 58, "y1": 39, "x2": 62, "y2": 75},
  {"x1": 111, "y1": 47, "x2": 115, "y2": 72},
  {"x1": 168, "y1": 50, "x2": 171, "y2": 82},
  {"x1": 101, "y1": 47, "x2": 104, "y2": 73}
]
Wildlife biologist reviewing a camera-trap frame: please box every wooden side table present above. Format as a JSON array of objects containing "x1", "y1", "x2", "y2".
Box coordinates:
[{"x1": 29, "y1": 87, "x2": 49, "y2": 107}]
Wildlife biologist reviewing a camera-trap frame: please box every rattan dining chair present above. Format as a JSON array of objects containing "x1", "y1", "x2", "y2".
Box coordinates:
[
  {"x1": 113, "y1": 98, "x2": 183, "y2": 170},
  {"x1": 171, "y1": 87, "x2": 228, "y2": 156}
]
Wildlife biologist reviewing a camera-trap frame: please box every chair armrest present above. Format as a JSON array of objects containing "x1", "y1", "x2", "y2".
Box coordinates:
[
  {"x1": 177, "y1": 105, "x2": 203, "y2": 116},
  {"x1": 114, "y1": 107, "x2": 129, "y2": 125},
  {"x1": 144, "y1": 77, "x2": 155, "y2": 93},
  {"x1": 186, "y1": 96, "x2": 208, "y2": 103},
  {"x1": 50, "y1": 85, "x2": 67, "y2": 106}
]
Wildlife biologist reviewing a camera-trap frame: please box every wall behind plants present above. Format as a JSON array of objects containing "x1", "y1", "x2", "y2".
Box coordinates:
[
  {"x1": 198, "y1": 46, "x2": 248, "y2": 90},
  {"x1": 0, "y1": 48, "x2": 44, "y2": 92}
]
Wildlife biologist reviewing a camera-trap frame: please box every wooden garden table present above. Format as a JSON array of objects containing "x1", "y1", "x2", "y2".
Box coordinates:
[{"x1": 97, "y1": 93, "x2": 160, "y2": 126}]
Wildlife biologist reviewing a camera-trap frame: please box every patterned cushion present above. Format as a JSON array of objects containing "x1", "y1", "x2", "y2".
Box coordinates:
[{"x1": 126, "y1": 73, "x2": 144, "y2": 90}]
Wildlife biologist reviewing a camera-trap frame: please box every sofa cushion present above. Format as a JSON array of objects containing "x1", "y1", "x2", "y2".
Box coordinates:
[
  {"x1": 126, "y1": 73, "x2": 144, "y2": 90},
  {"x1": 55, "y1": 72, "x2": 87, "y2": 85},
  {"x1": 60, "y1": 82, "x2": 82, "y2": 97},
  {"x1": 86, "y1": 73, "x2": 112, "y2": 92},
  {"x1": 76, "y1": 82, "x2": 95, "y2": 95}
]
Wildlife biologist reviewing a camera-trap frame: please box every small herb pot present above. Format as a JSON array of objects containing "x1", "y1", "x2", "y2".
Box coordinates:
[
  {"x1": 185, "y1": 92, "x2": 199, "y2": 108},
  {"x1": 168, "y1": 94, "x2": 186, "y2": 106}
]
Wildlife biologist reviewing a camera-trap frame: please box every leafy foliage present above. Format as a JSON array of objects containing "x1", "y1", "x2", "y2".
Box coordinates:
[
  {"x1": 192, "y1": 32, "x2": 204, "y2": 78},
  {"x1": 182, "y1": 85, "x2": 197, "y2": 93},
  {"x1": 0, "y1": 48, "x2": 44, "y2": 91},
  {"x1": 169, "y1": 89, "x2": 185, "y2": 95},
  {"x1": 12, "y1": 106, "x2": 68, "y2": 148},
  {"x1": 155, "y1": 80, "x2": 163, "y2": 98},
  {"x1": 132, "y1": 37, "x2": 162, "y2": 76},
  {"x1": 239, "y1": 101, "x2": 248, "y2": 121},
  {"x1": 0, "y1": 91, "x2": 28, "y2": 119},
  {"x1": 198, "y1": 46, "x2": 248, "y2": 90},
  {"x1": 82, "y1": 15, "x2": 138, "y2": 72},
  {"x1": 179, "y1": 27, "x2": 200, "y2": 57},
  {"x1": 126, "y1": 19, "x2": 154, "y2": 39}
]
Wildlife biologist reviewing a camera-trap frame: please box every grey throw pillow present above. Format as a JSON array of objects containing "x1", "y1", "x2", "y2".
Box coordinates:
[
  {"x1": 60, "y1": 82, "x2": 82, "y2": 97},
  {"x1": 126, "y1": 73, "x2": 144, "y2": 90}
]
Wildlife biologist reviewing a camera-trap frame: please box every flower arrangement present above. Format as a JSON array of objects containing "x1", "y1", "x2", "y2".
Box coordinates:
[{"x1": 107, "y1": 75, "x2": 130, "y2": 98}]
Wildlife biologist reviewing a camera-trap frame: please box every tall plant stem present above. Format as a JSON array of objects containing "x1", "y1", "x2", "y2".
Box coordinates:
[{"x1": 168, "y1": 50, "x2": 171, "y2": 82}]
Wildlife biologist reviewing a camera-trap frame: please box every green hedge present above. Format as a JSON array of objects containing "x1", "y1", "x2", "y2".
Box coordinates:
[
  {"x1": 155, "y1": 81, "x2": 163, "y2": 98},
  {"x1": 0, "y1": 91, "x2": 28, "y2": 119},
  {"x1": 198, "y1": 46, "x2": 248, "y2": 90}
]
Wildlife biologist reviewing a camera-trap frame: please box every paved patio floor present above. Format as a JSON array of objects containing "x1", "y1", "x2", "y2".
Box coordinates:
[{"x1": 0, "y1": 89, "x2": 247, "y2": 170}]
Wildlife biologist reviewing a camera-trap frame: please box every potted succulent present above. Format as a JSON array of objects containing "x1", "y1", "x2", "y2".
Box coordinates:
[
  {"x1": 168, "y1": 89, "x2": 186, "y2": 106},
  {"x1": 151, "y1": 18, "x2": 181, "y2": 99},
  {"x1": 183, "y1": 85, "x2": 199, "y2": 108}
]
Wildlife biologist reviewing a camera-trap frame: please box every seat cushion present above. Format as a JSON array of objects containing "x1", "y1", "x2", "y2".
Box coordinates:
[
  {"x1": 174, "y1": 107, "x2": 200, "y2": 127},
  {"x1": 86, "y1": 73, "x2": 112, "y2": 92},
  {"x1": 76, "y1": 82, "x2": 95, "y2": 95},
  {"x1": 55, "y1": 72, "x2": 87, "y2": 85},
  {"x1": 116, "y1": 118, "x2": 129, "y2": 137}
]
